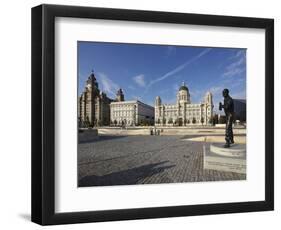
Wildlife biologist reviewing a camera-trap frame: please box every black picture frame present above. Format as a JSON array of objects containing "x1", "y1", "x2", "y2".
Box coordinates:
[{"x1": 31, "y1": 4, "x2": 274, "y2": 225}]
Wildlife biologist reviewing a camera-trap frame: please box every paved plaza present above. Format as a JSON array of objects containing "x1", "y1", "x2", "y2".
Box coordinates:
[{"x1": 78, "y1": 135, "x2": 246, "y2": 187}]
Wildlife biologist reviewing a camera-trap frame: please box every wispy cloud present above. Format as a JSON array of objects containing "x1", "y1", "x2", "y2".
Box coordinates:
[
  {"x1": 233, "y1": 50, "x2": 245, "y2": 59},
  {"x1": 97, "y1": 72, "x2": 119, "y2": 97},
  {"x1": 189, "y1": 88, "x2": 202, "y2": 97},
  {"x1": 133, "y1": 74, "x2": 146, "y2": 87},
  {"x1": 128, "y1": 85, "x2": 136, "y2": 90},
  {"x1": 147, "y1": 48, "x2": 212, "y2": 89},
  {"x1": 222, "y1": 50, "x2": 246, "y2": 78},
  {"x1": 209, "y1": 86, "x2": 224, "y2": 95}
]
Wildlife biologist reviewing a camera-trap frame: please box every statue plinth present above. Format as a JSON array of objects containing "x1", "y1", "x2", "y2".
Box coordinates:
[
  {"x1": 210, "y1": 143, "x2": 246, "y2": 157},
  {"x1": 203, "y1": 143, "x2": 246, "y2": 174}
]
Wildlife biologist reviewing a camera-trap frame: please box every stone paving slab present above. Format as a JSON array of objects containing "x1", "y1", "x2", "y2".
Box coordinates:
[{"x1": 78, "y1": 135, "x2": 246, "y2": 187}]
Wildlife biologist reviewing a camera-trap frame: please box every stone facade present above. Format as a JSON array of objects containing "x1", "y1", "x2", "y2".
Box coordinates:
[
  {"x1": 79, "y1": 73, "x2": 213, "y2": 127},
  {"x1": 78, "y1": 71, "x2": 113, "y2": 127},
  {"x1": 155, "y1": 82, "x2": 213, "y2": 126},
  {"x1": 110, "y1": 100, "x2": 155, "y2": 126}
]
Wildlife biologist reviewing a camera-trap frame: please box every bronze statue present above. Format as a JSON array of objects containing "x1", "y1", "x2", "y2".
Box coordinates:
[{"x1": 219, "y1": 89, "x2": 234, "y2": 148}]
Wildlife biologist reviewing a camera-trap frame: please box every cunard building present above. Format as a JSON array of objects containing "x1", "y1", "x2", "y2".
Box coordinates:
[
  {"x1": 78, "y1": 71, "x2": 113, "y2": 127},
  {"x1": 155, "y1": 82, "x2": 213, "y2": 126},
  {"x1": 110, "y1": 89, "x2": 155, "y2": 126}
]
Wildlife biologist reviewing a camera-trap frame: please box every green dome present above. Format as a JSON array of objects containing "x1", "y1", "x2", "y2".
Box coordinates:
[
  {"x1": 179, "y1": 82, "x2": 188, "y2": 91},
  {"x1": 179, "y1": 85, "x2": 188, "y2": 91}
]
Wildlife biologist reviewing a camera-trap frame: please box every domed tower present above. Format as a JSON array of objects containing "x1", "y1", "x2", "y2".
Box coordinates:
[
  {"x1": 205, "y1": 91, "x2": 213, "y2": 105},
  {"x1": 155, "y1": 96, "x2": 162, "y2": 106},
  {"x1": 116, "y1": 88, "x2": 125, "y2": 102},
  {"x1": 177, "y1": 81, "x2": 190, "y2": 104},
  {"x1": 204, "y1": 91, "x2": 213, "y2": 125},
  {"x1": 86, "y1": 70, "x2": 99, "y2": 91},
  {"x1": 100, "y1": 90, "x2": 106, "y2": 99},
  {"x1": 155, "y1": 96, "x2": 162, "y2": 125}
]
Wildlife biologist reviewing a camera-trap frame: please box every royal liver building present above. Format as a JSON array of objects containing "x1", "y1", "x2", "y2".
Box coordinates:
[
  {"x1": 78, "y1": 71, "x2": 113, "y2": 127},
  {"x1": 155, "y1": 82, "x2": 213, "y2": 126}
]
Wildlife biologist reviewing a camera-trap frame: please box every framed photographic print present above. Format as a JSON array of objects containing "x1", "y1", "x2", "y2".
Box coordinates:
[{"x1": 31, "y1": 4, "x2": 274, "y2": 225}]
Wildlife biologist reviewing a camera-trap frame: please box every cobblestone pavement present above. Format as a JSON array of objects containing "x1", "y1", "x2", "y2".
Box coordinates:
[{"x1": 78, "y1": 135, "x2": 246, "y2": 187}]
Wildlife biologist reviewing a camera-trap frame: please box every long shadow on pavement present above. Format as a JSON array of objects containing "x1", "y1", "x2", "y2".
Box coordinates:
[
  {"x1": 79, "y1": 135, "x2": 127, "y2": 144},
  {"x1": 78, "y1": 161, "x2": 175, "y2": 187}
]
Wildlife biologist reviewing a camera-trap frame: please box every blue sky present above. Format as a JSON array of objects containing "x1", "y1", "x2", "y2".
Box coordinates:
[{"x1": 78, "y1": 42, "x2": 246, "y2": 113}]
